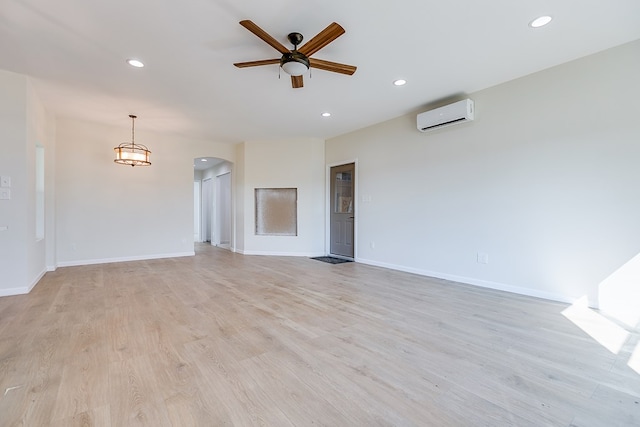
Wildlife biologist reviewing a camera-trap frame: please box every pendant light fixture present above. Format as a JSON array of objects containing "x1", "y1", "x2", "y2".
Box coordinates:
[{"x1": 114, "y1": 115, "x2": 151, "y2": 167}]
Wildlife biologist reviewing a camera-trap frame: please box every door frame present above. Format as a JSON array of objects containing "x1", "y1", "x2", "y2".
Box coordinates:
[{"x1": 326, "y1": 159, "x2": 358, "y2": 259}]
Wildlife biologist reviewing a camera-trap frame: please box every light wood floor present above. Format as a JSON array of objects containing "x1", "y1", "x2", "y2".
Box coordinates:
[{"x1": 1, "y1": 244, "x2": 639, "y2": 426}]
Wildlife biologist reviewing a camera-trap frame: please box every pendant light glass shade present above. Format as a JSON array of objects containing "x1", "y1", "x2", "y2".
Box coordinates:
[{"x1": 114, "y1": 115, "x2": 151, "y2": 167}]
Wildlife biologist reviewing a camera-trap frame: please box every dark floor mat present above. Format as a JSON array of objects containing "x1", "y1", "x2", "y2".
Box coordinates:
[{"x1": 311, "y1": 256, "x2": 354, "y2": 264}]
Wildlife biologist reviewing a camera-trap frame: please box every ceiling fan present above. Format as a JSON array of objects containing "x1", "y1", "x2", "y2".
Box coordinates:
[{"x1": 233, "y1": 20, "x2": 357, "y2": 89}]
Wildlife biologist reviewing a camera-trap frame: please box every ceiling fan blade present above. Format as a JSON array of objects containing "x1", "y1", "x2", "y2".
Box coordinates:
[
  {"x1": 291, "y1": 75, "x2": 304, "y2": 89},
  {"x1": 309, "y1": 58, "x2": 357, "y2": 75},
  {"x1": 239, "y1": 20, "x2": 290, "y2": 54},
  {"x1": 298, "y1": 22, "x2": 345, "y2": 57},
  {"x1": 234, "y1": 58, "x2": 280, "y2": 68}
]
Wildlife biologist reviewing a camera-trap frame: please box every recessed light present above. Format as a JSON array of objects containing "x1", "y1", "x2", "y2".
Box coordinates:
[
  {"x1": 393, "y1": 79, "x2": 407, "y2": 86},
  {"x1": 321, "y1": 112, "x2": 331, "y2": 117},
  {"x1": 127, "y1": 59, "x2": 145, "y2": 68},
  {"x1": 529, "y1": 16, "x2": 552, "y2": 28},
  {"x1": 201, "y1": 158, "x2": 208, "y2": 162}
]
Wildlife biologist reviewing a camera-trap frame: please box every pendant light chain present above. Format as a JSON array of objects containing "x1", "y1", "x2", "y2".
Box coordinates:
[{"x1": 130, "y1": 115, "x2": 137, "y2": 146}]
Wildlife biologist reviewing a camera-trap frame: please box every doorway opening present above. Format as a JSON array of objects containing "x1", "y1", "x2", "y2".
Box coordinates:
[{"x1": 194, "y1": 157, "x2": 233, "y2": 250}]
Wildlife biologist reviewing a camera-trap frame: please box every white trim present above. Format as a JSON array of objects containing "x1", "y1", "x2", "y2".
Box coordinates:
[
  {"x1": 238, "y1": 250, "x2": 325, "y2": 257},
  {"x1": 29, "y1": 268, "x2": 47, "y2": 292},
  {"x1": 47, "y1": 265, "x2": 57, "y2": 272},
  {"x1": 0, "y1": 268, "x2": 48, "y2": 297},
  {"x1": 0, "y1": 287, "x2": 30, "y2": 297},
  {"x1": 56, "y1": 251, "x2": 195, "y2": 268},
  {"x1": 356, "y1": 257, "x2": 579, "y2": 306}
]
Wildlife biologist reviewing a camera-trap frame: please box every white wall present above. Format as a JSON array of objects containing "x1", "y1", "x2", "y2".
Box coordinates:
[
  {"x1": 0, "y1": 71, "x2": 28, "y2": 294},
  {"x1": 55, "y1": 118, "x2": 235, "y2": 266},
  {"x1": 25, "y1": 79, "x2": 55, "y2": 283},
  {"x1": 239, "y1": 139, "x2": 325, "y2": 256},
  {"x1": 0, "y1": 71, "x2": 53, "y2": 296},
  {"x1": 326, "y1": 40, "x2": 640, "y2": 310},
  {"x1": 235, "y1": 143, "x2": 246, "y2": 254},
  {"x1": 201, "y1": 161, "x2": 233, "y2": 181}
]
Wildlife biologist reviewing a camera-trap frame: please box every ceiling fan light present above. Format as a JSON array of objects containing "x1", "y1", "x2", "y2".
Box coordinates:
[
  {"x1": 280, "y1": 52, "x2": 310, "y2": 76},
  {"x1": 281, "y1": 60, "x2": 309, "y2": 76}
]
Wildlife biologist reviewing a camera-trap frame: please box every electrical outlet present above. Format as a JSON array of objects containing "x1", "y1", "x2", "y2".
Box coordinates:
[
  {"x1": 0, "y1": 188, "x2": 10, "y2": 200},
  {"x1": 0, "y1": 176, "x2": 10, "y2": 187},
  {"x1": 477, "y1": 252, "x2": 489, "y2": 264}
]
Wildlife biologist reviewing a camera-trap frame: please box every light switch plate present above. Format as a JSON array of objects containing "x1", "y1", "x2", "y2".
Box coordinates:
[
  {"x1": 0, "y1": 176, "x2": 10, "y2": 187},
  {"x1": 0, "y1": 188, "x2": 10, "y2": 200}
]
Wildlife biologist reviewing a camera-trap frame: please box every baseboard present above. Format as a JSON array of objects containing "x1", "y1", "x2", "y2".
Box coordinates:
[
  {"x1": 0, "y1": 287, "x2": 30, "y2": 297},
  {"x1": 239, "y1": 250, "x2": 326, "y2": 257},
  {"x1": 3, "y1": 252, "x2": 577, "y2": 305},
  {"x1": 356, "y1": 257, "x2": 577, "y2": 306},
  {"x1": 0, "y1": 268, "x2": 48, "y2": 297},
  {"x1": 28, "y1": 268, "x2": 47, "y2": 293},
  {"x1": 57, "y1": 251, "x2": 195, "y2": 268}
]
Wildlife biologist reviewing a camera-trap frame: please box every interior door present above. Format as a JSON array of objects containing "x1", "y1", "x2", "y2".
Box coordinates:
[{"x1": 330, "y1": 163, "x2": 355, "y2": 258}]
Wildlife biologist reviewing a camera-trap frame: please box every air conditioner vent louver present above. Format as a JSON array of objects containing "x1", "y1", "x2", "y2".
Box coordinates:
[{"x1": 417, "y1": 99, "x2": 474, "y2": 132}]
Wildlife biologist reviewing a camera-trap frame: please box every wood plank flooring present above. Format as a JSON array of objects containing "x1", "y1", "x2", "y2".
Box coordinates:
[{"x1": 0, "y1": 244, "x2": 639, "y2": 426}]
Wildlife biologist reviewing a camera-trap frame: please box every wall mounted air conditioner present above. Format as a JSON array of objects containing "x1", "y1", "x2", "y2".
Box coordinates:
[{"x1": 417, "y1": 98, "x2": 474, "y2": 132}]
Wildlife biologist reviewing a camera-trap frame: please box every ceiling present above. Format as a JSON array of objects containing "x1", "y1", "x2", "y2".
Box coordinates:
[
  {"x1": 1, "y1": 0, "x2": 639, "y2": 144},
  {"x1": 194, "y1": 157, "x2": 224, "y2": 171}
]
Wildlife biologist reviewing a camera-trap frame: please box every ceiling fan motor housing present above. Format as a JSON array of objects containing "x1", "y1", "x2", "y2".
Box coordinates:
[{"x1": 287, "y1": 32, "x2": 304, "y2": 46}]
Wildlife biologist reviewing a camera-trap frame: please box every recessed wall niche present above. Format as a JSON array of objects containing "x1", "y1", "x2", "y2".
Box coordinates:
[{"x1": 255, "y1": 188, "x2": 297, "y2": 236}]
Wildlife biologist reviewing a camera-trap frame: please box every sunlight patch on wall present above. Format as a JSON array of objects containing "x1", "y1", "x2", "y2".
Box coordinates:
[
  {"x1": 562, "y1": 297, "x2": 629, "y2": 354},
  {"x1": 629, "y1": 342, "x2": 640, "y2": 375},
  {"x1": 599, "y1": 253, "x2": 640, "y2": 328}
]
